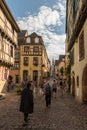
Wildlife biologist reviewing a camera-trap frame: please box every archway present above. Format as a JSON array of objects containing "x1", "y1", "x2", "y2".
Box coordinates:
[{"x1": 82, "y1": 64, "x2": 87, "y2": 102}]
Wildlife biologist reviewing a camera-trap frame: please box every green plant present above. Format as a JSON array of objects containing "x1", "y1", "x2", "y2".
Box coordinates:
[
  {"x1": 66, "y1": 54, "x2": 71, "y2": 92},
  {"x1": 15, "y1": 87, "x2": 23, "y2": 95},
  {"x1": 60, "y1": 67, "x2": 64, "y2": 77}
]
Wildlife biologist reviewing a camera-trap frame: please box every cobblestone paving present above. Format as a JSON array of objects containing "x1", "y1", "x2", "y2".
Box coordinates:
[{"x1": 0, "y1": 92, "x2": 87, "y2": 130}]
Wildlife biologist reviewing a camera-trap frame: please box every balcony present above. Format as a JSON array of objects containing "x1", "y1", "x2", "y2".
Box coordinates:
[
  {"x1": 0, "y1": 18, "x2": 17, "y2": 45},
  {"x1": 0, "y1": 51, "x2": 14, "y2": 66}
]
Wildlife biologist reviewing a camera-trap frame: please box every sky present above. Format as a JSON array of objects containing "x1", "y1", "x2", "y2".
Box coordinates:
[{"x1": 5, "y1": 0, "x2": 66, "y2": 61}]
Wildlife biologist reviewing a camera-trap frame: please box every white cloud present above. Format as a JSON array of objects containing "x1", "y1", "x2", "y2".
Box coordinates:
[
  {"x1": 17, "y1": 1, "x2": 66, "y2": 61},
  {"x1": 53, "y1": 2, "x2": 66, "y2": 18}
]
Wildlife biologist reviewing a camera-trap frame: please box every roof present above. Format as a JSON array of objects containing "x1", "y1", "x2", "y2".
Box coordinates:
[
  {"x1": 29, "y1": 32, "x2": 41, "y2": 38},
  {"x1": 59, "y1": 55, "x2": 65, "y2": 61},
  {"x1": 18, "y1": 30, "x2": 28, "y2": 37}
]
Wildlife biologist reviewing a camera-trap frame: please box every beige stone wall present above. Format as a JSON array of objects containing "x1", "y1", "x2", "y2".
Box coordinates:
[
  {"x1": 0, "y1": 1, "x2": 19, "y2": 92},
  {"x1": 71, "y1": 20, "x2": 87, "y2": 102}
]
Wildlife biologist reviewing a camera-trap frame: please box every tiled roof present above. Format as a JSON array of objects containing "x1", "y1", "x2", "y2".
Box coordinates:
[
  {"x1": 18, "y1": 30, "x2": 27, "y2": 37},
  {"x1": 29, "y1": 32, "x2": 41, "y2": 37}
]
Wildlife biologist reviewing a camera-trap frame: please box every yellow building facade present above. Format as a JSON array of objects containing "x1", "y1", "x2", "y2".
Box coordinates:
[
  {"x1": 66, "y1": 0, "x2": 87, "y2": 103},
  {"x1": 20, "y1": 32, "x2": 50, "y2": 86}
]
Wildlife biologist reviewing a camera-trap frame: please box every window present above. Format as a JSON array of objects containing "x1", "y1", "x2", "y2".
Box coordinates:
[
  {"x1": 79, "y1": 31, "x2": 84, "y2": 61},
  {"x1": 33, "y1": 46, "x2": 39, "y2": 52},
  {"x1": 33, "y1": 70, "x2": 38, "y2": 81},
  {"x1": 24, "y1": 46, "x2": 29, "y2": 52},
  {"x1": 23, "y1": 57, "x2": 29, "y2": 66},
  {"x1": 4, "y1": 68, "x2": 7, "y2": 80},
  {"x1": 15, "y1": 75, "x2": 19, "y2": 83},
  {"x1": 15, "y1": 53, "x2": 20, "y2": 59},
  {"x1": 67, "y1": 21, "x2": 70, "y2": 40},
  {"x1": 0, "y1": 34, "x2": 2, "y2": 50},
  {"x1": 71, "y1": 49, "x2": 74, "y2": 65},
  {"x1": 10, "y1": 46, "x2": 13, "y2": 57},
  {"x1": 74, "y1": 0, "x2": 78, "y2": 12},
  {"x1": 77, "y1": 76, "x2": 79, "y2": 87},
  {"x1": 35, "y1": 37, "x2": 39, "y2": 43},
  {"x1": 33, "y1": 57, "x2": 38, "y2": 66},
  {"x1": 23, "y1": 70, "x2": 28, "y2": 81},
  {"x1": 72, "y1": 0, "x2": 78, "y2": 20},
  {"x1": 26, "y1": 37, "x2": 31, "y2": 43}
]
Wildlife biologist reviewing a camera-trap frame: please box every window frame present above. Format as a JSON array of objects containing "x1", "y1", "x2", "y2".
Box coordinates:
[
  {"x1": 33, "y1": 57, "x2": 38, "y2": 66},
  {"x1": 24, "y1": 46, "x2": 29, "y2": 52},
  {"x1": 35, "y1": 37, "x2": 39, "y2": 44},
  {"x1": 23, "y1": 57, "x2": 29, "y2": 66},
  {"x1": 33, "y1": 46, "x2": 39, "y2": 52}
]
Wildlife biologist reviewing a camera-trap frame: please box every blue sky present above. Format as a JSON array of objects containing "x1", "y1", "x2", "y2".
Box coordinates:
[{"x1": 6, "y1": 0, "x2": 66, "y2": 61}]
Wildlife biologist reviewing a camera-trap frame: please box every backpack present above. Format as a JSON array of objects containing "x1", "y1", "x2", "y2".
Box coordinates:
[
  {"x1": 46, "y1": 85, "x2": 51, "y2": 95},
  {"x1": 60, "y1": 81, "x2": 63, "y2": 86}
]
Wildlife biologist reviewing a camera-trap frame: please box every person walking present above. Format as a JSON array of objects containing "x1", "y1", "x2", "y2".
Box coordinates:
[
  {"x1": 45, "y1": 82, "x2": 52, "y2": 107},
  {"x1": 19, "y1": 82, "x2": 34, "y2": 125},
  {"x1": 21, "y1": 80, "x2": 27, "y2": 89},
  {"x1": 52, "y1": 79, "x2": 57, "y2": 98},
  {"x1": 59, "y1": 79, "x2": 64, "y2": 97}
]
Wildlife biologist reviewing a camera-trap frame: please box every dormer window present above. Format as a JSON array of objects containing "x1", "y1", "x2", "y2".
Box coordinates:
[
  {"x1": 26, "y1": 37, "x2": 31, "y2": 43},
  {"x1": 35, "y1": 37, "x2": 39, "y2": 43}
]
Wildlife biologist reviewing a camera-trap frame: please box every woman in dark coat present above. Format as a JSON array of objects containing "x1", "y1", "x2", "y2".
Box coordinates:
[
  {"x1": 19, "y1": 82, "x2": 34, "y2": 123},
  {"x1": 45, "y1": 83, "x2": 52, "y2": 107}
]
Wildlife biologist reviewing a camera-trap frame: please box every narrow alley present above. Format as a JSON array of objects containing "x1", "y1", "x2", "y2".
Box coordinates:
[{"x1": 0, "y1": 91, "x2": 87, "y2": 130}]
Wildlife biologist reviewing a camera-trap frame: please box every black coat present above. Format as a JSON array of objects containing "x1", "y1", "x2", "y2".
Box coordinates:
[{"x1": 19, "y1": 88, "x2": 34, "y2": 113}]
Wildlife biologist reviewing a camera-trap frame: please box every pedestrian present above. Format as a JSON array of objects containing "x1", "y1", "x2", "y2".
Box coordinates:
[
  {"x1": 59, "y1": 79, "x2": 64, "y2": 97},
  {"x1": 45, "y1": 82, "x2": 52, "y2": 107},
  {"x1": 52, "y1": 79, "x2": 57, "y2": 98},
  {"x1": 29, "y1": 80, "x2": 34, "y2": 91},
  {"x1": 19, "y1": 82, "x2": 34, "y2": 125},
  {"x1": 21, "y1": 80, "x2": 27, "y2": 89},
  {"x1": 7, "y1": 75, "x2": 13, "y2": 92}
]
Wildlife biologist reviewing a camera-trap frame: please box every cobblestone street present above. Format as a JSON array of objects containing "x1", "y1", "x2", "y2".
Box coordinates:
[{"x1": 0, "y1": 92, "x2": 87, "y2": 130}]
